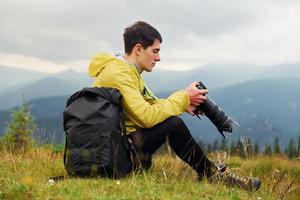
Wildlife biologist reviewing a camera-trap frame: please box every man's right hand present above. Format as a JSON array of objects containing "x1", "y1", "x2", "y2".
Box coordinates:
[{"x1": 185, "y1": 82, "x2": 208, "y2": 106}]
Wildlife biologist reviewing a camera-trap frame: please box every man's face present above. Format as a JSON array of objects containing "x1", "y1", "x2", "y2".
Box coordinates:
[{"x1": 137, "y1": 39, "x2": 161, "y2": 72}]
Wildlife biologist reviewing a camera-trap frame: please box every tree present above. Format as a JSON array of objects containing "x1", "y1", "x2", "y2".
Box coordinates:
[
  {"x1": 229, "y1": 140, "x2": 236, "y2": 155},
  {"x1": 219, "y1": 139, "x2": 228, "y2": 152},
  {"x1": 286, "y1": 138, "x2": 296, "y2": 159},
  {"x1": 206, "y1": 143, "x2": 212, "y2": 154},
  {"x1": 1, "y1": 100, "x2": 36, "y2": 152},
  {"x1": 254, "y1": 141, "x2": 259, "y2": 156},
  {"x1": 274, "y1": 136, "x2": 281, "y2": 155},
  {"x1": 263, "y1": 144, "x2": 272, "y2": 157},
  {"x1": 236, "y1": 140, "x2": 246, "y2": 159},
  {"x1": 212, "y1": 140, "x2": 219, "y2": 152}
]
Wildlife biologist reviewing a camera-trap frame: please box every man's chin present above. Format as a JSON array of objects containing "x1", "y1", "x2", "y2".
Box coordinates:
[{"x1": 145, "y1": 68, "x2": 153, "y2": 72}]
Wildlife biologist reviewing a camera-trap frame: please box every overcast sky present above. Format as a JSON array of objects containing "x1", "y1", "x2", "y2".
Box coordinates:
[{"x1": 0, "y1": 0, "x2": 299, "y2": 73}]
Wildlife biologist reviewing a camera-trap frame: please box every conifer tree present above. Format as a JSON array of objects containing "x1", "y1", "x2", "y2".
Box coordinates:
[
  {"x1": 212, "y1": 140, "x2": 219, "y2": 152},
  {"x1": 287, "y1": 138, "x2": 296, "y2": 159},
  {"x1": 274, "y1": 136, "x2": 281, "y2": 155},
  {"x1": 1, "y1": 100, "x2": 36, "y2": 152},
  {"x1": 229, "y1": 140, "x2": 236, "y2": 155},
  {"x1": 219, "y1": 139, "x2": 228, "y2": 152},
  {"x1": 254, "y1": 141, "x2": 259, "y2": 156},
  {"x1": 206, "y1": 143, "x2": 212, "y2": 154},
  {"x1": 263, "y1": 144, "x2": 272, "y2": 157},
  {"x1": 236, "y1": 139, "x2": 246, "y2": 159}
]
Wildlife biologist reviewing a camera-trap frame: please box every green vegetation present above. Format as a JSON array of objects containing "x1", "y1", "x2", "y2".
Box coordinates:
[
  {"x1": 0, "y1": 147, "x2": 299, "y2": 200},
  {"x1": 0, "y1": 100, "x2": 36, "y2": 153},
  {"x1": 204, "y1": 137, "x2": 300, "y2": 160},
  {"x1": 0, "y1": 101, "x2": 299, "y2": 199}
]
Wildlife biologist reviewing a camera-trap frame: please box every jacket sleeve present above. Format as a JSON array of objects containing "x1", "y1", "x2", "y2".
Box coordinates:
[{"x1": 101, "y1": 66, "x2": 190, "y2": 128}]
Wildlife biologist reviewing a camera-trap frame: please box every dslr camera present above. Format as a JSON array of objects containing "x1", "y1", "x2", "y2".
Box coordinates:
[{"x1": 194, "y1": 81, "x2": 238, "y2": 138}]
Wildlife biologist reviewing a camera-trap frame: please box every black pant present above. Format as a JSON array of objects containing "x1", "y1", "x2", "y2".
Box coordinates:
[{"x1": 128, "y1": 116, "x2": 213, "y2": 177}]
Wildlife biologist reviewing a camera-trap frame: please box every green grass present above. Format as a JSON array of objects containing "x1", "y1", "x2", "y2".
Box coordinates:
[{"x1": 0, "y1": 147, "x2": 299, "y2": 200}]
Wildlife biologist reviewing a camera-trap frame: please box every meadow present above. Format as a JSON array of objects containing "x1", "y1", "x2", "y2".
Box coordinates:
[{"x1": 0, "y1": 146, "x2": 299, "y2": 200}]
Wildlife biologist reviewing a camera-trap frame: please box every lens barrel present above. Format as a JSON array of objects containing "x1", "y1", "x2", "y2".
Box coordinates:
[{"x1": 195, "y1": 82, "x2": 238, "y2": 138}]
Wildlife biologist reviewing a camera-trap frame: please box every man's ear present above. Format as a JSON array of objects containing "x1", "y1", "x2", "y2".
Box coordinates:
[{"x1": 134, "y1": 44, "x2": 142, "y2": 56}]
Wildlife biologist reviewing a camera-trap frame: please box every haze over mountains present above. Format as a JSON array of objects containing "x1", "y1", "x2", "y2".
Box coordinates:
[
  {"x1": 0, "y1": 66, "x2": 47, "y2": 94},
  {"x1": 0, "y1": 66, "x2": 94, "y2": 109},
  {"x1": 0, "y1": 64, "x2": 299, "y2": 147},
  {"x1": 2, "y1": 63, "x2": 299, "y2": 109},
  {"x1": 144, "y1": 63, "x2": 300, "y2": 93}
]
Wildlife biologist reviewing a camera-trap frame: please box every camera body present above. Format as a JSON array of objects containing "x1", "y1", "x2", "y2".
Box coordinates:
[{"x1": 195, "y1": 81, "x2": 238, "y2": 138}]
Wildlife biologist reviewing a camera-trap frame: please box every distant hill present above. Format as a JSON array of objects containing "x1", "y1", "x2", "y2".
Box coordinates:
[
  {"x1": 1, "y1": 78, "x2": 299, "y2": 148},
  {"x1": 257, "y1": 63, "x2": 300, "y2": 79},
  {"x1": 0, "y1": 65, "x2": 48, "y2": 94},
  {"x1": 143, "y1": 63, "x2": 267, "y2": 93},
  {"x1": 144, "y1": 63, "x2": 300, "y2": 93},
  {"x1": 180, "y1": 78, "x2": 300, "y2": 147},
  {"x1": 0, "y1": 70, "x2": 93, "y2": 109},
  {"x1": 1, "y1": 63, "x2": 299, "y2": 109},
  {"x1": 0, "y1": 63, "x2": 266, "y2": 107}
]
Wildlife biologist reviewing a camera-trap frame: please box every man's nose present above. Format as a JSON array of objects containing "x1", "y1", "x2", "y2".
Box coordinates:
[{"x1": 155, "y1": 54, "x2": 160, "y2": 62}]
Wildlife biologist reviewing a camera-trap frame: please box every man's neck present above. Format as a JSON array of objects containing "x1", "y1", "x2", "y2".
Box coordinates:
[{"x1": 123, "y1": 54, "x2": 143, "y2": 74}]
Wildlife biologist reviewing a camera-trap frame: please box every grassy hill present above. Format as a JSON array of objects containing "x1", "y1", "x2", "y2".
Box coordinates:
[{"x1": 0, "y1": 147, "x2": 299, "y2": 199}]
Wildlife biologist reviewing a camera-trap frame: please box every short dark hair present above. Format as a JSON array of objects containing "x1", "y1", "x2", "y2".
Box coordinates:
[{"x1": 123, "y1": 21, "x2": 162, "y2": 54}]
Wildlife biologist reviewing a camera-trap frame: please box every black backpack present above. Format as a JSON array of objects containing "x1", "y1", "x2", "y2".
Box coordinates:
[{"x1": 63, "y1": 87, "x2": 132, "y2": 178}]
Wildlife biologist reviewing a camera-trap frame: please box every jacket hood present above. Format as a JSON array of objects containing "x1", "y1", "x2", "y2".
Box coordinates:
[{"x1": 89, "y1": 53, "x2": 124, "y2": 77}]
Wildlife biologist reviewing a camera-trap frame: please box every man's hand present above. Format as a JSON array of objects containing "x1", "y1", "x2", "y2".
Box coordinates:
[
  {"x1": 185, "y1": 105, "x2": 196, "y2": 115},
  {"x1": 185, "y1": 105, "x2": 206, "y2": 116},
  {"x1": 185, "y1": 82, "x2": 208, "y2": 106}
]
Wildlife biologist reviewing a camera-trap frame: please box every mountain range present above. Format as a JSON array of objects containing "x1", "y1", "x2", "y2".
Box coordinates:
[
  {"x1": 2, "y1": 63, "x2": 299, "y2": 110},
  {"x1": 180, "y1": 77, "x2": 300, "y2": 147},
  {"x1": 0, "y1": 66, "x2": 94, "y2": 109},
  {"x1": 144, "y1": 63, "x2": 300, "y2": 93},
  {"x1": 0, "y1": 64, "x2": 299, "y2": 148}
]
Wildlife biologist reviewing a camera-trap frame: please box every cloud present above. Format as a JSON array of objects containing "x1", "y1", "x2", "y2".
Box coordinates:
[
  {"x1": 0, "y1": 0, "x2": 299, "y2": 72},
  {"x1": 160, "y1": 0, "x2": 300, "y2": 68},
  {"x1": 0, "y1": 52, "x2": 88, "y2": 73}
]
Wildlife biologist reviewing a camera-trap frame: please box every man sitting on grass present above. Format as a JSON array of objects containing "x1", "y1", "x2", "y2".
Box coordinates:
[{"x1": 88, "y1": 21, "x2": 261, "y2": 191}]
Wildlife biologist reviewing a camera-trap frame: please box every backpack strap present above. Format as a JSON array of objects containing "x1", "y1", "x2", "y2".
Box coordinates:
[
  {"x1": 63, "y1": 135, "x2": 68, "y2": 165},
  {"x1": 118, "y1": 106, "x2": 126, "y2": 136}
]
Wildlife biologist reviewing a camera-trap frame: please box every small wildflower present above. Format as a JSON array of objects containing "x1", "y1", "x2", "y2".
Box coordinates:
[
  {"x1": 116, "y1": 180, "x2": 121, "y2": 185},
  {"x1": 48, "y1": 179, "x2": 55, "y2": 185},
  {"x1": 257, "y1": 197, "x2": 261, "y2": 200}
]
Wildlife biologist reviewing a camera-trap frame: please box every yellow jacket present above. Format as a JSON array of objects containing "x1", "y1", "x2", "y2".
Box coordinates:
[{"x1": 89, "y1": 53, "x2": 190, "y2": 133}]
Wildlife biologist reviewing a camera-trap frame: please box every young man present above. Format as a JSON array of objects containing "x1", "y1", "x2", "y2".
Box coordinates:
[{"x1": 88, "y1": 21, "x2": 261, "y2": 191}]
